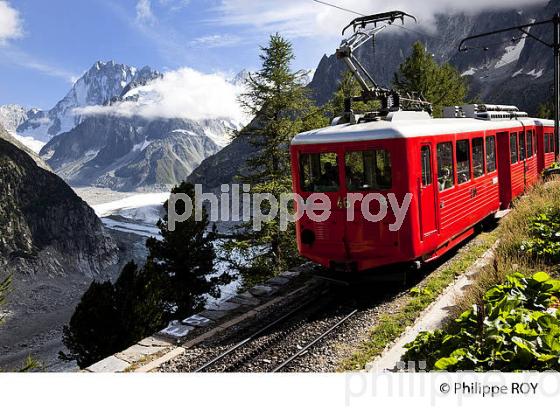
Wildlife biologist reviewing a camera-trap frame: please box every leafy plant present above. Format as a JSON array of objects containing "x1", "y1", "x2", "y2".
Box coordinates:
[
  {"x1": 403, "y1": 272, "x2": 560, "y2": 371},
  {"x1": 520, "y1": 209, "x2": 560, "y2": 263}
]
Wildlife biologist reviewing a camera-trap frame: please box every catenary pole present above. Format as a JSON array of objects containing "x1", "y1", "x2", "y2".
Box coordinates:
[
  {"x1": 554, "y1": 13, "x2": 560, "y2": 160},
  {"x1": 459, "y1": 15, "x2": 560, "y2": 159}
]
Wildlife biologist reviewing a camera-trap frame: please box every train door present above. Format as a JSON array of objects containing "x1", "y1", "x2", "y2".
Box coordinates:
[
  {"x1": 419, "y1": 144, "x2": 437, "y2": 239},
  {"x1": 343, "y1": 147, "x2": 397, "y2": 264},
  {"x1": 537, "y1": 126, "x2": 545, "y2": 173},
  {"x1": 496, "y1": 131, "x2": 513, "y2": 209},
  {"x1": 525, "y1": 128, "x2": 538, "y2": 187},
  {"x1": 511, "y1": 131, "x2": 526, "y2": 199}
]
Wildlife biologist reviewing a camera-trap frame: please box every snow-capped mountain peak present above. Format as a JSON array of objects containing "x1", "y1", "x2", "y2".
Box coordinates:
[
  {"x1": 0, "y1": 104, "x2": 31, "y2": 132},
  {"x1": 15, "y1": 61, "x2": 161, "y2": 142}
]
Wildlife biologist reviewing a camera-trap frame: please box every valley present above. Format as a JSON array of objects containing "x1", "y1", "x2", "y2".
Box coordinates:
[{"x1": 0, "y1": 0, "x2": 558, "y2": 374}]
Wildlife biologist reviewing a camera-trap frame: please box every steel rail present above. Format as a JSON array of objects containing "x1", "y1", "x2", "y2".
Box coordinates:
[
  {"x1": 193, "y1": 299, "x2": 319, "y2": 373},
  {"x1": 271, "y1": 308, "x2": 359, "y2": 372}
]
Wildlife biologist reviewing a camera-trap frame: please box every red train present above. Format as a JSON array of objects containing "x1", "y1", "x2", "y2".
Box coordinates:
[{"x1": 290, "y1": 104, "x2": 556, "y2": 272}]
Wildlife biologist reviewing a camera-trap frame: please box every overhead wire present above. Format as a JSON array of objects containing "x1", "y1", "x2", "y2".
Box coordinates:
[{"x1": 311, "y1": 0, "x2": 446, "y2": 41}]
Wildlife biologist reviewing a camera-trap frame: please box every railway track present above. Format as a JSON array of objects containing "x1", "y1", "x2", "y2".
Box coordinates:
[
  {"x1": 154, "y1": 225, "x2": 495, "y2": 374},
  {"x1": 190, "y1": 279, "x2": 371, "y2": 373}
]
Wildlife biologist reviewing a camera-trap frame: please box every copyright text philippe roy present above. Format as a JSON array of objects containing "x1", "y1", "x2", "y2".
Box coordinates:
[{"x1": 440, "y1": 381, "x2": 538, "y2": 397}]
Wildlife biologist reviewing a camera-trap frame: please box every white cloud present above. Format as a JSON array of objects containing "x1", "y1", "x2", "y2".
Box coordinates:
[
  {"x1": 75, "y1": 67, "x2": 248, "y2": 124},
  {"x1": 158, "y1": 0, "x2": 190, "y2": 12},
  {"x1": 0, "y1": 1, "x2": 23, "y2": 44},
  {"x1": 136, "y1": 0, "x2": 157, "y2": 25},
  {"x1": 189, "y1": 34, "x2": 242, "y2": 48},
  {"x1": 212, "y1": 0, "x2": 549, "y2": 39},
  {"x1": 0, "y1": 46, "x2": 78, "y2": 83}
]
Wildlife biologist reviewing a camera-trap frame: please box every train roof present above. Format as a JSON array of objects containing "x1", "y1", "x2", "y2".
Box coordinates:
[{"x1": 291, "y1": 111, "x2": 555, "y2": 146}]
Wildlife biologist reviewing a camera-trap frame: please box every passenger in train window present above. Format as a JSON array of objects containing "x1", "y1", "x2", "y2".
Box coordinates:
[
  {"x1": 437, "y1": 142, "x2": 454, "y2": 191},
  {"x1": 318, "y1": 163, "x2": 338, "y2": 190},
  {"x1": 472, "y1": 138, "x2": 484, "y2": 178}
]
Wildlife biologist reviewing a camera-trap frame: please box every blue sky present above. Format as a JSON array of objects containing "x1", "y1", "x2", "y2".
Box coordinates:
[
  {"x1": 0, "y1": 0, "x2": 547, "y2": 109},
  {"x1": 0, "y1": 0, "x2": 341, "y2": 109}
]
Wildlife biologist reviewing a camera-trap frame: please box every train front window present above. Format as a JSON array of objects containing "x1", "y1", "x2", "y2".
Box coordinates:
[
  {"x1": 486, "y1": 136, "x2": 496, "y2": 172},
  {"x1": 345, "y1": 149, "x2": 392, "y2": 191},
  {"x1": 437, "y1": 142, "x2": 454, "y2": 191},
  {"x1": 510, "y1": 133, "x2": 518, "y2": 164},
  {"x1": 472, "y1": 137, "x2": 484, "y2": 178},
  {"x1": 456, "y1": 139, "x2": 471, "y2": 184},
  {"x1": 299, "y1": 152, "x2": 339, "y2": 192}
]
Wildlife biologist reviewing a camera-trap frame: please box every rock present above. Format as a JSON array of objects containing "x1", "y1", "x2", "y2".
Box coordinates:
[
  {"x1": 158, "y1": 321, "x2": 195, "y2": 339},
  {"x1": 225, "y1": 294, "x2": 260, "y2": 307},
  {"x1": 248, "y1": 285, "x2": 276, "y2": 297},
  {"x1": 197, "y1": 309, "x2": 230, "y2": 321},
  {"x1": 87, "y1": 355, "x2": 129, "y2": 373},
  {"x1": 182, "y1": 314, "x2": 214, "y2": 328},
  {"x1": 116, "y1": 343, "x2": 168, "y2": 363},
  {"x1": 211, "y1": 301, "x2": 242, "y2": 312},
  {"x1": 266, "y1": 276, "x2": 290, "y2": 287}
]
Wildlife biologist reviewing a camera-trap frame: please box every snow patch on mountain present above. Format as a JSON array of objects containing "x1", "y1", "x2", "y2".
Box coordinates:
[
  {"x1": 0, "y1": 104, "x2": 31, "y2": 131},
  {"x1": 75, "y1": 67, "x2": 249, "y2": 137},
  {"x1": 8, "y1": 131, "x2": 45, "y2": 153},
  {"x1": 16, "y1": 61, "x2": 161, "y2": 142}
]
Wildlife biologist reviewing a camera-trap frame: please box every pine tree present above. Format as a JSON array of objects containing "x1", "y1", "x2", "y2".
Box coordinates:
[
  {"x1": 538, "y1": 100, "x2": 554, "y2": 119},
  {"x1": 114, "y1": 261, "x2": 167, "y2": 344},
  {"x1": 62, "y1": 281, "x2": 122, "y2": 368},
  {"x1": 225, "y1": 34, "x2": 327, "y2": 285},
  {"x1": 326, "y1": 70, "x2": 380, "y2": 116},
  {"x1": 394, "y1": 41, "x2": 467, "y2": 117},
  {"x1": 62, "y1": 261, "x2": 168, "y2": 368},
  {"x1": 62, "y1": 181, "x2": 227, "y2": 368},
  {"x1": 146, "y1": 181, "x2": 230, "y2": 319}
]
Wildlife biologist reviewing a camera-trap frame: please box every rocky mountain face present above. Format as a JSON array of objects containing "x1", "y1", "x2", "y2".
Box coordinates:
[
  {"x1": 189, "y1": 1, "x2": 558, "y2": 196},
  {"x1": 40, "y1": 116, "x2": 226, "y2": 191},
  {"x1": 308, "y1": 1, "x2": 556, "y2": 114},
  {"x1": 0, "y1": 124, "x2": 120, "y2": 370},
  {"x1": 187, "y1": 132, "x2": 256, "y2": 192},
  {"x1": 0, "y1": 104, "x2": 37, "y2": 132},
  {"x1": 0, "y1": 125, "x2": 50, "y2": 171},
  {"x1": 31, "y1": 60, "x2": 242, "y2": 191},
  {"x1": 16, "y1": 61, "x2": 161, "y2": 142},
  {"x1": 0, "y1": 125, "x2": 118, "y2": 278}
]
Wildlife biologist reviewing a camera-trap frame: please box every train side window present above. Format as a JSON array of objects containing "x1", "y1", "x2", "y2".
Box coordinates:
[
  {"x1": 550, "y1": 134, "x2": 556, "y2": 153},
  {"x1": 437, "y1": 142, "x2": 454, "y2": 192},
  {"x1": 456, "y1": 139, "x2": 471, "y2": 184},
  {"x1": 472, "y1": 137, "x2": 484, "y2": 178},
  {"x1": 545, "y1": 134, "x2": 550, "y2": 153},
  {"x1": 519, "y1": 132, "x2": 526, "y2": 161},
  {"x1": 534, "y1": 133, "x2": 538, "y2": 155},
  {"x1": 527, "y1": 130, "x2": 533, "y2": 157},
  {"x1": 421, "y1": 146, "x2": 432, "y2": 187},
  {"x1": 486, "y1": 136, "x2": 496, "y2": 172},
  {"x1": 510, "y1": 133, "x2": 518, "y2": 164},
  {"x1": 345, "y1": 149, "x2": 392, "y2": 191},
  {"x1": 299, "y1": 152, "x2": 339, "y2": 192}
]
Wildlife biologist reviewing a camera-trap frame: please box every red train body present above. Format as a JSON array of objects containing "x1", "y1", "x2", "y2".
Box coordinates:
[{"x1": 290, "y1": 108, "x2": 555, "y2": 272}]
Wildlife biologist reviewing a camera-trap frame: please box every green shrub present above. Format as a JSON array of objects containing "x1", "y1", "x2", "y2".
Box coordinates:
[
  {"x1": 404, "y1": 272, "x2": 560, "y2": 371},
  {"x1": 521, "y1": 210, "x2": 560, "y2": 263}
]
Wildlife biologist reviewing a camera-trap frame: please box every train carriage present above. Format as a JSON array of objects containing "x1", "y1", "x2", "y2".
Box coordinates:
[{"x1": 290, "y1": 105, "x2": 555, "y2": 272}]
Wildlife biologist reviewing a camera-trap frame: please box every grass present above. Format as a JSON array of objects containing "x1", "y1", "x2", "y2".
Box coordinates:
[
  {"x1": 338, "y1": 230, "x2": 498, "y2": 371},
  {"x1": 453, "y1": 179, "x2": 560, "y2": 315}
]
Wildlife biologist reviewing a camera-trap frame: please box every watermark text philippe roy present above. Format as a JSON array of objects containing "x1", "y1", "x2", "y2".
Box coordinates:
[{"x1": 168, "y1": 184, "x2": 413, "y2": 232}]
